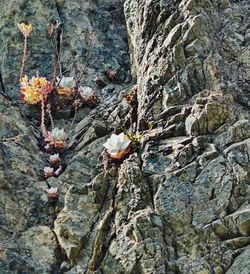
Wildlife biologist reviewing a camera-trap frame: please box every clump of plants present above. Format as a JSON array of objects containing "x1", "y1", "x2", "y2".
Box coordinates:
[
  {"x1": 17, "y1": 22, "x2": 142, "y2": 193},
  {"x1": 17, "y1": 22, "x2": 99, "y2": 199}
]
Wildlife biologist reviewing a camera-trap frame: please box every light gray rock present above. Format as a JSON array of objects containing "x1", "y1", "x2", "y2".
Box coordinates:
[
  {"x1": 0, "y1": 0, "x2": 249, "y2": 273},
  {"x1": 226, "y1": 248, "x2": 250, "y2": 274}
]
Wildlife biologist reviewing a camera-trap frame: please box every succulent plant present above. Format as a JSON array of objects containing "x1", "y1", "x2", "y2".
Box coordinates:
[
  {"x1": 56, "y1": 76, "x2": 75, "y2": 96},
  {"x1": 46, "y1": 187, "x2": 59, "y2": 199},
  {"x1": 78, "y1": 86, "x2": 94, "y2": 99},
  {"x1": 49, "y1": 153, "x2": 60, "y2": 165},
  {"x1": 45, "y1": 127, "x2": 67, "y2": 148},
  {"x1": 103, "y1": 133, "x2": 131, "y2": 159},
  {"x1": 44, "y1": 167, "x2": 54, "y2": 178}
]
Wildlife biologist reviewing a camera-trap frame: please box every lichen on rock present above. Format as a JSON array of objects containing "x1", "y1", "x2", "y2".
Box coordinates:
[{"x1": 0, "y1": 0, "x2": 250, "y2": 273}]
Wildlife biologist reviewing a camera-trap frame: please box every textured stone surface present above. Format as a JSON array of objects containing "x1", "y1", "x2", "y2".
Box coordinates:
[
  {"x1": 0, "y1": 0, "x2": 250, "y2": 273},
  {"x1": 21, "y1": 226, "x2": 59, "y2": 273}
]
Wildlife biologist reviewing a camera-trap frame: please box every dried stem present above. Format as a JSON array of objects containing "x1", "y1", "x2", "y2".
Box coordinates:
[
  {"x1": 48, "y1": 20, "x2": 63, "y2": 87},
  {"x1": 52, "y1": 30, "x2": 63, "y2": 87},
  {"x1": 109, "y1": 113, "x2": 127, "y2": 134},
  {"x1": 52, "y1": 57, "x2": 58, "y2": 87},
  {"x1": 75, "y1": 30, "x2": 94, "y2": 84},
  {"x1": 129, "y1": 106, "x2": 134, "y2": 132},
  {"x1": 19, "y1": 36, "x2": 28, "y2": 81},
  {"x1": 71, "y1": 106, "x2": 78, "y2": 127},
  {"x1": 0, "y1": 134, "x2": 24, "y2": 143}
]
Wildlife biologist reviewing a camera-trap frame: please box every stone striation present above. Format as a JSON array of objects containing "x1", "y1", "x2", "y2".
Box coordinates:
[{"x1": 0, "y1": 0, "x2": 250, "y2": 273}]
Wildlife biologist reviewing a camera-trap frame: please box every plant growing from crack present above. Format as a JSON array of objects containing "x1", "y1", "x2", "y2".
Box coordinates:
[
  {"x1": 18, "y1": 23, "x2": 55, "y2": 138},
  {"x1": 17, "y1": 21, "x2": 102, "y2": 204},
  {"x1": 56, "y1": 76, "x2": 76, "y2": 96},
  {"x1": 18, "y1": 22, "x2": 78, "y2": 140},
  {"x1": 103, "y1": 132, "x2": 131, "y2": 159},
  {"x1": 105, "y1": 132, "x2": 141, "y2": 156},
  {"x1": 45, "y1": 127, "x2": 67, "y2": 149},
  {"x1": 102, "y1": 132, "x2": 141, "y2": 171},
  {"x1": 46, "y1": 187, "x2": 59, "y2": 202},
  {"x1": 44, "y1": 167, "x2": 54, "y2": 178},
  {"x1": 17, "y1": 21, "x2": 100, "y2": 200},
  {"x1": 49, "y1": 153, "x2": 60, "y2": 165},
  {"x1": 102, "y1": 86, "x2": 142, "y2": 169}
]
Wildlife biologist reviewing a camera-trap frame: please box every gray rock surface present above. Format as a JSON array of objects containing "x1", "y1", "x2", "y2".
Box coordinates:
[{"x1": 0, "y1": 0, "x2": 249, "y2": 273}]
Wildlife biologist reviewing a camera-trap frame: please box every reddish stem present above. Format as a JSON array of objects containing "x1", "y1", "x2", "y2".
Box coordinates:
[
  {"x1": 41, "y1": 96, "x2": 47, "y2": 137},
  {"x1": 20, "y1": 36, "x2": 28, "y2": 81},
  {"x1": 47, "y1": 107, "x2": 54, "y2": 129}
]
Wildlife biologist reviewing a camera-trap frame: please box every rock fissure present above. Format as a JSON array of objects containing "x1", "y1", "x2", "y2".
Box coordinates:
[
  {"x1": 0, "y1": 71, "x2": 6, "y2": 94},
  {"x1": 88, "y1": 177, "x2": 120, "y2": 272},
  {"x1": 1, "y1": 0, "x2": 250, "y2": 273}
]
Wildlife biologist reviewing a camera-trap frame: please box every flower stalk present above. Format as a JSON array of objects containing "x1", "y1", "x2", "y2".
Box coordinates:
[
  {"x1": 20, "y1": 35, "x2": 28, "y2": 81},
  {"x1": 41, "y1": 95, "x2": 47, "y2": 137},
  {"x1": 46, "y1": 104, "x2": 54, "y2": 129},
  {"x1": 17, "y1": 23, "x2": 32, "y2": 81}
]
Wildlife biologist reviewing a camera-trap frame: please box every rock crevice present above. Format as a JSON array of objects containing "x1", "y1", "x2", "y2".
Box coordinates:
[{"x1": 0, "y1": 0, "x2": 250, "y2": 273}]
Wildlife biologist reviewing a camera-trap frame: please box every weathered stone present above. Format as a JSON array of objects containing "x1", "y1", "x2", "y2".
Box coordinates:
[
  {"x1": 0, "y1": 0, "x2": 250, "y2": 273},
  {"x1": 185, "y1": 94, "x2": 232, "y2": 136},
  {"x1": 226, "y1": 248, "x2": 250, "y2": 274},
  {"x1": 54, "y1": 176, "x2": 109, "y2": 261},
  {"x1": 224, "y1": 206, "x2": 250, "y2": 236},
  {"x1": 21, "y1": 226, "x2": 59, "y2": 273}
]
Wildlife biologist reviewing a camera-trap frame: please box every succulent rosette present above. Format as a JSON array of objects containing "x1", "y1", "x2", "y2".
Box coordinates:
[
  {"x1": 45, "y1": 127, "x2": 67, "y2": 148},
  {"x1": 56, "y1": 76, "x2": 75, "y2": 96},
  {"x1": 78, "y1": 86, "x2": 94, "y2": 99},
  {"x1": 49, "y1": 153, "x2": 60, "y2": 165},
  {"x1": 44, "y1": 167, "x2": 54, "y2": 178},
  {"x1": 103, "y1": 133, "x2": 131, "y2": 159},
  {"x1": 46, "y1": 187, "x2": 59, "y2": 198}
]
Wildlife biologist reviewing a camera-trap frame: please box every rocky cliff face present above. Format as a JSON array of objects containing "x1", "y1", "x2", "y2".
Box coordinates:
[{"x1": 0, "y1": 0, "x2": 249, "y2": 273}]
